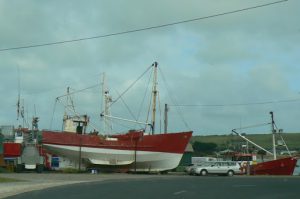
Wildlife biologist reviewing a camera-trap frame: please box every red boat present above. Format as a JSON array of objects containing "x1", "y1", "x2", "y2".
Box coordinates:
[
  {"x1": 42, "y1": 130, "x2": 192, "y2": 172},
  {"x1": 232, "y1": 112, "x2": 297, "y2": 175},
  {"x1": 251, "y1": 157, "x2": 297, "y2": 175},
  {"x1": 41, "y1": 62, "x2": 193, "y2": 172}
]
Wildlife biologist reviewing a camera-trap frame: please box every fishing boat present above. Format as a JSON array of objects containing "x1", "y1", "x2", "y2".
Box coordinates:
[
  {"x1": 42, "y1": 62, "x2": 192, "y2": 172},
  {"x1": 232, "y1": 112, "x2": 297, "y2": 175}
]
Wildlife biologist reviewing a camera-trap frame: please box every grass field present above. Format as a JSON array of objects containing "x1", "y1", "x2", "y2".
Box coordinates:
[
  {"x1": 0, "y1": 177, "x2": 20, "y2": 183},
  {"x1": 191, "y1": 132, "x2": 300, "y2": 151}
]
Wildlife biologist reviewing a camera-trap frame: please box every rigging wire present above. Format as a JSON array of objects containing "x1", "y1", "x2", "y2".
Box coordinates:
[
  {"x1": 0, "y1": 0, "x2": 288, "y2": 52},
  {"x1": 114, "y1": 88, "x2": 142, "y2": 129},
  {"x1": 158, "y1": 67, "x2": 191, "y2": 130},
  {"x1": 56, "y1": 84, "x2": 100, "y2": 99},
  {"x1": 103, "y1": 64, "x2": 153, "y2": 113},
  {"x1": 170, "y1": 98, "x2": 300, "y2": 107},
  {"x1": 110, "y1": 117, "x2": 135, "y2": 132},
  {"x1": 145, "y1": 83, "x2": 153, "y2": 132},
  {"x1": 135, "y1": 68, "x2": 153, "y2": 129},
  {"x1": 49, "y1": 99, "x2": 58, "y2": 129}
]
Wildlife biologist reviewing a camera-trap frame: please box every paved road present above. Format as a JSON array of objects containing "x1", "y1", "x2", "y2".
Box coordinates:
[
  {"x1": 5, "y1": 175, "x2": 300, "y2": 199},
  {"x1": 0, "y1": 173, "x2": 154, "y2": 198}
]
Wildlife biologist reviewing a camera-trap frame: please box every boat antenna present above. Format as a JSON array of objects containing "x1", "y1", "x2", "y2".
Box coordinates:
[
  {"x1": 151, "y1": 62, "x2": 158, "y2": 134},
  {"x1": 270, "y1": 111, "x2": 277, "y2": 160}
]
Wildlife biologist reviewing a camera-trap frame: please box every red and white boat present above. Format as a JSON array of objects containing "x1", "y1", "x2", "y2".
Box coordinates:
[
  {"x1": 42, "y1": 130, "x2": 192, "y2": 172},
  {"x1": 251, "y1": 156, "x2": 297, "y2": 175},
  {"x1": 232, "y1": 112, "x2": 297, "y2": 175},
  {"x1": 41, "y1": 62, "x2": 193, "y2": 172}
]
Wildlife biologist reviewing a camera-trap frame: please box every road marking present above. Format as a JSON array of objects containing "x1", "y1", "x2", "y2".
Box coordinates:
[
  {"x1": 233, "y1": 185, "x2": 257, "y2": 187},
  {"x1": 173, "y1": 190, "x2": 187, "y2": 195}
]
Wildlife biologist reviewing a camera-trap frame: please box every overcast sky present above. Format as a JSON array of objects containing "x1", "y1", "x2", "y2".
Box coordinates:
[{"x1": 0, "y1": 0, "x2": 299, "y2": 135}]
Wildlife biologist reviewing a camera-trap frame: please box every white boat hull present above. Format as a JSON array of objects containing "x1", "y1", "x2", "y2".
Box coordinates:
[{"x1": 44, "y1": 144, "x2": 183, "y2": 172}]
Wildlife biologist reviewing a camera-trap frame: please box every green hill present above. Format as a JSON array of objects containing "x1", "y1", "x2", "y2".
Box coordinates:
[{"x1": 191, "y1": 133, "x2": 300, "y2": 152}]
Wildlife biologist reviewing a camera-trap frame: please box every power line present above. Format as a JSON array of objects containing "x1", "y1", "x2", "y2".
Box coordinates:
[
  {"x1": 55, "y1": 84, "x2": 100, "y2": 99},
  {"x1": 232, "y1": 122, "x2": 271, "y2": 131},
  {"x1": 0, "y1": 0, "x2": 288, "y2": 52},
  {"x1": 170, "y1": 98, "x2": 300, "y2": 107}
]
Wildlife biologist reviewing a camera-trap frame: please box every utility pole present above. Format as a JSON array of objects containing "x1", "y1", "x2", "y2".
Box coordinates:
[{"x1": 164, "y1": 104, "x2": 168, "y2": 133}]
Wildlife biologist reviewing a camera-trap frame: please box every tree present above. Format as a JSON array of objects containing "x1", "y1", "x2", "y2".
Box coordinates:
[
  {"x1": 257, "y1": 149, "x2": 267, "y2": 162},
  {"x1": 192, "y1": 141, "x2": 217, "y2": 156}
]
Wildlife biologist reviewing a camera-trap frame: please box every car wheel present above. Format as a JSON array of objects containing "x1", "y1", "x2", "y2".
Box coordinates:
[
  {"x1": 200, "y1": 170, "x2": 207, "y2": 176},
  {"x1": 227, "y1": 170, "x2": 234, "y2": 176}
]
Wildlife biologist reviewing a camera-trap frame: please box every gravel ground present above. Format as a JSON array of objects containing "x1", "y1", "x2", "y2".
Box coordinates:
[{"x1": 0, "y1": 173, "x2": 161, "y2": 198}]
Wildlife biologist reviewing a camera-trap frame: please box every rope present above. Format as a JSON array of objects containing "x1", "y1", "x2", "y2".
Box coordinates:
[
  {"x1": 102, "y1": 64, "x2": 153, "y2": 114},
  {"x1": 158, "y1": 67, "x2": 191, "y2": 130},
  {"x1": 49, "y1": 99, "x2": 58, "y2": 129}
]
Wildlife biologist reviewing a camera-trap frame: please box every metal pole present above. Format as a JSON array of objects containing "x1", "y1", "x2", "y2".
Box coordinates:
[
  {"x1": 101, "y1": 114, "x2": 151, "y2": 126},
  {"x1": 232, "y1": 130, "x2": 273, "y2": 156},
  {"x1": 164, "y1": 104, "x2": 168, "y2": 133},
  {"x1": 78, "y1": 135, "x2": 82, "y2": 171},
  {"x1": 270, "y1": 111, "x2": 277, "y2": 160},
  {"x1": 134, "y1": 139, "x2": 137, "y2": 173},
  {"x1": 101, "y1": 73, "x2": 106, "y2": 134},
  {"x1": 151, "y1": 62, "x2": 158, "y2": 135}
]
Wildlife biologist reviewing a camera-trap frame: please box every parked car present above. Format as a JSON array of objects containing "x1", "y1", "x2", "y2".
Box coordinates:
[
  {"x1": 193, "y1": 161, "x2": 242, "y2": 176},
  {"x1": 186, "y1": 162, "x2": 212, "y2": 175},
  {"x1": 185, "y1": 163, "x2": 205, "y2": 175},
  {"x1": 184, "y1": 163, "x2": 195, "y2": 174}
]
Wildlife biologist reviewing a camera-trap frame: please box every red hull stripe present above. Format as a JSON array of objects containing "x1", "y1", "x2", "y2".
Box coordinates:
[{"x1": 42, "y1": 131, "x2": 192, "y2": 154}]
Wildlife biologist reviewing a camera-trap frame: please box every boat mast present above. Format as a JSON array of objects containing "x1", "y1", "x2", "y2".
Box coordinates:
[
  {"x1": 101, "y1": 73, "x2": 105, "y2": 133},
  {"x1": 101, "y1": 73, "x2": 113, "y2": 134},
  {"x1": 151, "y1": 62, "x2": 158, "y2": 134},
  {"x1": 270, "y1": 111, "x2": 277, "y2": 160}
]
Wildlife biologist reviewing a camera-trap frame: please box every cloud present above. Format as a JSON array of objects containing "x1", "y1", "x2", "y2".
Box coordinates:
[{"x1": 0, "y1": 0, "x2": 300, "y2": 135}]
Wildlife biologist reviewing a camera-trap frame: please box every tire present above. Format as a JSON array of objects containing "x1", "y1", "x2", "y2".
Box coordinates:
[
  {"x1": 15, "y1": 164, "x2": 23, "y2": 173},
  {"x1": 36, "y1": 164, "x2": 44, "y2": 173},
  {"x1": 227, "y1": 170, "x2": 234, "y2": 176},
  {"x1": 159, "y1": 170, "x2": 168, "y2": 175},
  {"x1": 200, "y1": 170, "x2": 208, "y2": 176},
  {"x1": 190, "y1": 169, "x2": 195, "y2": 176}
]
